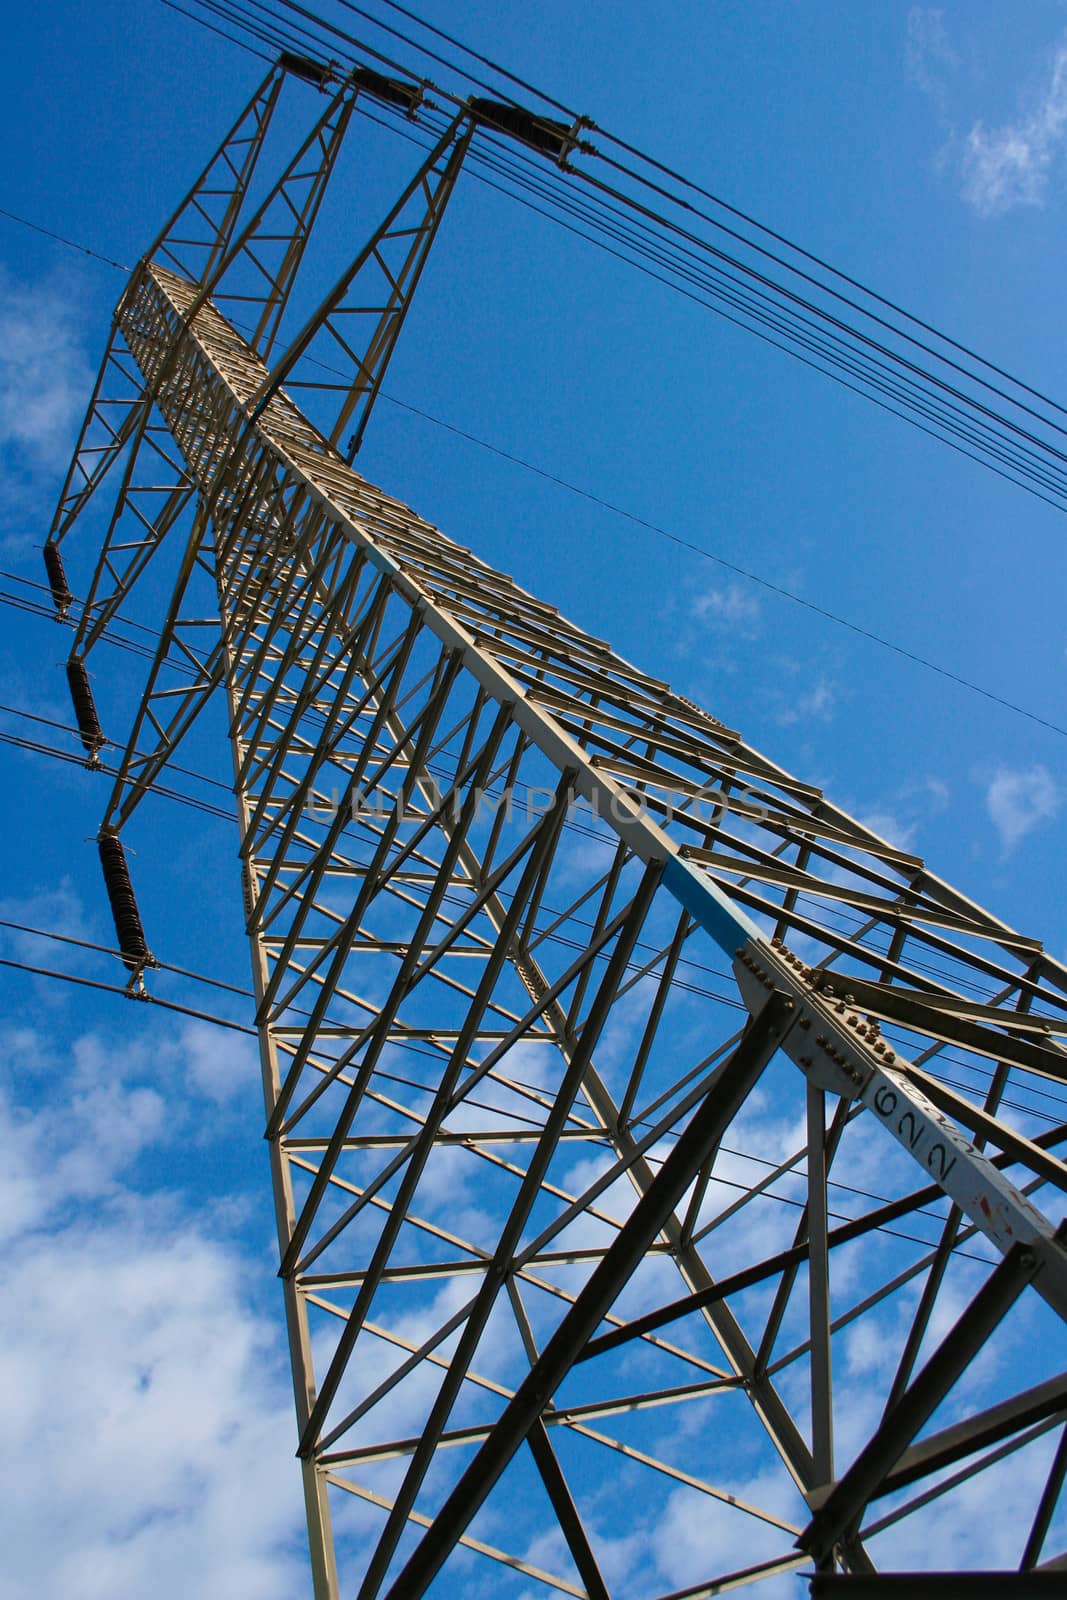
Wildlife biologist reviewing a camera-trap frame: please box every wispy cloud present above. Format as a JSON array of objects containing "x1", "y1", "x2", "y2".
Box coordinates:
[
  {"x1": 0, "y1": 879, "x2": 96, "y2": 972},
  {"x1": 668, "y1": 579, "x2": 763, "y2": 681},
  {"x1": 0, "y1": 268, "x2": 96, "y2": 558},
  {"x1": 180, "y1": 1017, "x2": 262, "y2": 1106},
  {"x1": 962, "y1": 37, "x2": 1067, "y2": 216},
  {"x1": 0, "y1": 268, "x2": 93, "y2": 472},
  {"x1": 832, "y1": 773, "x2": 950, "y2": 861},
  {"x1": 986, "y1": 763, "x2": 1060, "y2": 852},
  {"x1": 858, "y1": 809, "x2": 919, "y2": 853},
  {"x1": 690, "y1": 581, "x2": 761, "y2": 631},
  {"x1": 906, "y1": 14, "x2": 1067, "y2": 217},
  {"x1": 773, "y1": 675, "x2": 837, "y2": 727},
  {"x1": 906, "y1": 7, "x2": 959, "y2": 119}
]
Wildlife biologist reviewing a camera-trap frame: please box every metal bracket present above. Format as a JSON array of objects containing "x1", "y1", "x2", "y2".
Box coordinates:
[{"x1": 733, "y1": 939, "x2": 1067, "y2": 1319}]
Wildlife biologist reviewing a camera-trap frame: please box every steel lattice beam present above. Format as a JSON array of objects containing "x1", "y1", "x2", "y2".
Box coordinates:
[{"x1": 48, "y1": 75, "x2": 1067, "y2": 1600}]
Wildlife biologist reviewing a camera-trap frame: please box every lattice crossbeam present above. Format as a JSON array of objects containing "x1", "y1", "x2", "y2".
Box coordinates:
[{"x1": 55, "y1": 256, "x2": 1067, "y2": 1597}]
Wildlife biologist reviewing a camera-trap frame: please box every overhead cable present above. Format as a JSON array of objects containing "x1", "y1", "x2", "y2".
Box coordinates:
[
  {"x1": 172, "y1": 0, "x2": 1067, "y2": 515},
  {"x1": 3, "y1": 182, "x2": 1065, "y2": 740}
]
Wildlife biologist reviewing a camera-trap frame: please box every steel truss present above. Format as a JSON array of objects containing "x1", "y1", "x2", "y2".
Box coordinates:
[{"x1": 47, "y1": 64, "x2": 1067, "y2": 1600}]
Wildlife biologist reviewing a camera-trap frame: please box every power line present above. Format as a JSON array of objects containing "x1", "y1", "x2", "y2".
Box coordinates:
[
  {"x1": 4, "y1": 186, "x2": 1065, "y2": 738},
  {"x1": 0, "y1": 953, "x2": 257, "y2": 1033},
  {"x1": 183, "y1": 0, "x2": 1067, "y2": 510},
  {"x1": 0, "y1": 727, "x2": 235, "y2": 819},
  {"x1": 398, "y1": 94, "x2": 1067, "y2": 509},
  {"x1": 4, "y1": 176, "x2": 1062, "y2": 742},
  {"x1": 159, "y1": 0, "x2": 273, "y2": 60},
  {"x1": 9, "y1": 671, "x2": 1067, "y2": 1125},
  {"x1": 379, "y1": 391, "x2": 1067, "y2": 740},
  {"x1": 367, "y1": 0, "x2": 576, "y2": 118},
  {"x1": 0, "y1": 927, "x2": 1025, "y2": 1265},
  {"x1": 0, "y1": 204, "x2": 129, "y2": 271},
  {"x1": 588, "y1": 142, "x2": 1067, "y2": 430},
  {"x1": 0, "y1": 696, "x2": 235, "y2": 795},
  {"x1": 347, "y1": 0, "x2": 1067, "y2": 426},
  {"x1": 342, "y1": 0, "x2": 1067, "y2": 425},
  {"x1": 0, "y1": 916, "x2": 252, "y2": 1001}
]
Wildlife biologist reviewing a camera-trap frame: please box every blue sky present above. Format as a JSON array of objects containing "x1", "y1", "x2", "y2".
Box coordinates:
[{"x1": 1, "y1": 3, "x2": 1066, "y2": 1594}]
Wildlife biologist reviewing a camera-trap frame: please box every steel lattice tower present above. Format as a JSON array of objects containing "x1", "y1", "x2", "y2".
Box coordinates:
[{"x1": 44, "y1": 55, "x2": 1067, "y2": 1600}]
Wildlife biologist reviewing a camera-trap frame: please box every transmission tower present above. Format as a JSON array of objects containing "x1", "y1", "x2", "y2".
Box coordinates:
[{"x1": 43, "y1": 54, "x2": 1067, "y2": 1599}]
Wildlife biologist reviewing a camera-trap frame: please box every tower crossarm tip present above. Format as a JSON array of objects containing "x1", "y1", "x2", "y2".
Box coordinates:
[
  {"x1": 467, "y1": 97, "x2": 594, "y2": 166},
  {"x1": 350, "y1": 64, "x2": 425, "y2": 117},
  {"x1": 278, "y1": 49, "x2": 337, "y2": 92}
]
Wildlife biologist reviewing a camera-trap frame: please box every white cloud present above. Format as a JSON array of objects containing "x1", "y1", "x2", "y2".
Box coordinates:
[
  {"x1": 0, "y1": 878, "x2": 98, "y2": 975},
  {"x1": 986, "y1": 763, "x2": 1060, "y2": 852},
  {"x1": 0, "y1": 1029, "x2": 170, "y2": 1237},
  {"x1": 1, "y1": 1221, "x2": 306, "y2": 1600},
  {"x1": 0, "y1": 1029, "x2": 310, "y2": 1597},
  {"x1": 863, "y1": 1427, "x2": 1063, "y2": 1572},
  {"x1": 828, "y1": 773, "x2": 952, "y2": 860},
  {"x1": 181, "y1": 1016, "x2": 262, "y2": 1105},
  {"x1": 857, "y1": 809, "x2": 919, "y2": 852},
  {"x1": 906, "y1": 7, "x2": 959, "y2": 117},
  {"x1": 0, "y1": 269, "x2": 94, "y2": 471},
  {"x1": 774, "y1": 675, "x2": 838, "y2": 727},
  {"x1": 906, "y1": 16, "x2": 1067, "y2": 217},
  {"x1": 961, "y1": 35, "x2": 1067, "y2": 216},
  {"x1": 650, "y1": 1471, "x2": 801, "y2": 1596},
  {"x1": 690, "y1": 581, "x2": 761, "y2": 631},
  {"x1": 919, "y1": 774, "x2": 950, "y2": 812}
]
